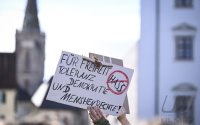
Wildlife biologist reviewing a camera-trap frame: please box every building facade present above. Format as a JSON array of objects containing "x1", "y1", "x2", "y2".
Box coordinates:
[{"x1": 139, "y1": 0, "x2": 200, "y2": 124}]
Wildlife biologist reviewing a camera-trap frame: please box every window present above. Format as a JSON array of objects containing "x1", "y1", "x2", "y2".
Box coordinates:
[
  {"x1": 24, "y1": 79, "x2": 29, "y2": 90},
  {"x1": 0, "y1": 114, "x2": 5, "y2": 120},
  {"x1": 24, "y1": 50, "x2": 31, "y2": 73},
  {"x1": 175, "y1": 0, "x2": 193, "y2": 8},
  {"x1": 175, "y1": 35, "x2": 193, "y2": 60},
  {"x1": 175, "y1": 96, "x2": 194, "y2": 124},
  {"x1": 0, "y1": 91, "x2": 6, "y2": 103}
]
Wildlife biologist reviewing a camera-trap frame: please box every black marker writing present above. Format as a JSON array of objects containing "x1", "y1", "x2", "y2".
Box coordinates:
[
  {"x1": 52, "y1": 82, "x2": 70, "y2": 93},
  {"x1": 108, "y1": 75, "x2": 127, "y2": 92},
  {"x1": 67, "y1": 78, "x2": 108, "y2": 95},
  {"x1": 60, "y1": 53, "x2": 79, "y2": 67},
  {"x1": 60, "y1": 92, "x2": 119, "y2": 112},
  {"x1": 80, "y1": 59, "x2": 112, "y2": 76},
  {"x1": 59, "y1": 66, "x2": 96, "y2": 81}
]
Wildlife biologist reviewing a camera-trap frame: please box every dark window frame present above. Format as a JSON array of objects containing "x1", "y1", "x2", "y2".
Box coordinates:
[
  {"x1": 175, "y1": 35, "x2": 194, "y2": 61},
  {"x1": 0, "y1": 91, "x2": 6, "y2": 103},
  {"x1": 175, "y1": 0, "x2": 193, "y2": 8}
]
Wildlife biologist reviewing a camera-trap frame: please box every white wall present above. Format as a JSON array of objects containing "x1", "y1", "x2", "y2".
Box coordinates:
[{"x1": 139, "y1": 0, "x2": 157, "y2": 119}]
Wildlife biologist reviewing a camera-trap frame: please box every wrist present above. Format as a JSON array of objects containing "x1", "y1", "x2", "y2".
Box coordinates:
[
  {"x1": 117, "y1": 115, "x2": 126, "y2": 121},
  {"x1": 117, "y1": 115, "x2": 131, "y2": 125}
]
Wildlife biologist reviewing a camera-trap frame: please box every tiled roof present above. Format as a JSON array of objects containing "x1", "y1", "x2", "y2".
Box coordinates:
[{"x1": 0, "y1": 53, "x2": 16, "y2": 89}]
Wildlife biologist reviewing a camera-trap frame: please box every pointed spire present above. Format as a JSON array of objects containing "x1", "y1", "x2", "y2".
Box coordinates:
[{"x1": 22, "y1": 0, "x2": 40, "y2": 32}]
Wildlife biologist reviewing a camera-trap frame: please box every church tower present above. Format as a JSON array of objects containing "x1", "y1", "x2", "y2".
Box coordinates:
[{"x1": 16, "y1": 0, "x2": 45, "y2": 96}]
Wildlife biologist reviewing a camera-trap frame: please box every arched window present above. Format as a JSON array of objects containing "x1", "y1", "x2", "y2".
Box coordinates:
[{"x1": 0, "y1": 91, "x2": 6, "y2": 103}]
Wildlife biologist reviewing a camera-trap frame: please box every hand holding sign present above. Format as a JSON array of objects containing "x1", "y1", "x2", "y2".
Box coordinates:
[{"x1": 46, "y1": 51, "x2": 134, "y2": 116}]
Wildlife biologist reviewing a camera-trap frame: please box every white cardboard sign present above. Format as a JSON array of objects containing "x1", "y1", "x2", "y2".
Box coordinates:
[{"x1": 46, "y1": 51, "x2": 134, "y2": 116}]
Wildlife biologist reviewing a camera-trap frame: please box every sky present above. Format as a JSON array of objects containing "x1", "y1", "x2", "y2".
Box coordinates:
[{"x1": 0, "y1": 0, "x2": 140, "y2": 81}]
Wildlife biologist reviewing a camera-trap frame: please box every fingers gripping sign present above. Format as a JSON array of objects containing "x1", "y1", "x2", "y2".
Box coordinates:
[{"x1": 88, "y1": 107, "x2": 104, "y2": 122}]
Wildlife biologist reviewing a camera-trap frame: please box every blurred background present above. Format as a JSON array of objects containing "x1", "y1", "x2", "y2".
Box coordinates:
[{"x1": 0, "y1": 0, "x2": 199, "y2": 125}]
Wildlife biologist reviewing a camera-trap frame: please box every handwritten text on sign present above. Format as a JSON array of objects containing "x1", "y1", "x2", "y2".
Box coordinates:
[{"x1": 46, "y1": 51, "x2": 134, "y2": 116}]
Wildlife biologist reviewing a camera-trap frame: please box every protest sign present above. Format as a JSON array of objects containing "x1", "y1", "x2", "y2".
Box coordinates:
[
  {"x1": 89, "y1": 52, "x2": 130, "y2": 114},
  {"x1": 46, "y1": 51, "x2": 134, "y2": 116}
]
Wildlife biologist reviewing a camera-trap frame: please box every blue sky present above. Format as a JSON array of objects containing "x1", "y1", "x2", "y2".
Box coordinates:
[{"x1": 0, "y1": 0, "x2": 140, "y2": 80}]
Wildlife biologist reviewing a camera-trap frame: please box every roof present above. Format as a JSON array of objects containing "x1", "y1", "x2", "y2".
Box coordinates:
[{"x1": 0, "y1": 53, "x2": 16, "y2": 89}]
